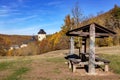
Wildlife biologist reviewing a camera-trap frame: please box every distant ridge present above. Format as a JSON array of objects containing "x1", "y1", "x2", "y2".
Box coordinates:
[{"x1": 0, "y1": 34, "x2": 32, "y2": 48}]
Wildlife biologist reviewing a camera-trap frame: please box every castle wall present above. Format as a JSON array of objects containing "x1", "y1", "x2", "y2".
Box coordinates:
[{"x1": 38, "y1": 34, "x2": 46, "y2": 41}]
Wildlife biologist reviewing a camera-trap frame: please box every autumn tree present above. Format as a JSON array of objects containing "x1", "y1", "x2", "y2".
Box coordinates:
[
  {"x1": 71, "y1": 2, "x2": 85, "y2": 49},
  {"x1": 72, "y1": 2, "x2": 83, "y2": 28}
]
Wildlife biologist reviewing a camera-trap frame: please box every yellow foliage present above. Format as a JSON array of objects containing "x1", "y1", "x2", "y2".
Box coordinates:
[
  {"x1": 7, "y1": 50, "x2": 13, "y2": 56},
  {"x1": 107, "y1": 37, "x2": 113, "y2": 46}
]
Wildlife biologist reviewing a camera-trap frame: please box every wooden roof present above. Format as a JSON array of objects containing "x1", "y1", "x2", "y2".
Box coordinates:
[{"x1": 66, "y1": 23, "x2": 116, "y2": 38}]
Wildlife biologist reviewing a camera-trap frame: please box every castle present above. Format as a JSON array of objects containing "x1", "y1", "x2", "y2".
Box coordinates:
[{"x1": 38, "y1": 29, "x2": 46, "y2": 41}]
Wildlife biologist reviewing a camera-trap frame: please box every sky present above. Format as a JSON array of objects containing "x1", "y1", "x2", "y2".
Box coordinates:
[{"x1": 0, "y1": 0, "x2": 120, "y2": 35}]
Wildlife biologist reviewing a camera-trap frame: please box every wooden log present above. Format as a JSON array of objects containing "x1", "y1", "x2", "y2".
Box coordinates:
[
  {"x1": 89, "y1": 23, "x2": 96, "y2": 74},
  {"x1": 95, "y1": 62, "x2": 104, "y2": 65},
  {"x1": 70, "y1": 37, "x2": 74, "y2": 54}
]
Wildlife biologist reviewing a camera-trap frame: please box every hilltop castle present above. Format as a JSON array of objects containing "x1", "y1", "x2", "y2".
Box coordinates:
[{"x1": 38, "y1": 29, "x2": 46, "y2": 41}]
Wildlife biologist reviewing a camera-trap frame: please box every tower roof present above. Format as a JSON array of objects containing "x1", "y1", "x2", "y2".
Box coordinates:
[{"x1": 38, "y1": 29, "x2": 46, "y2": 34}]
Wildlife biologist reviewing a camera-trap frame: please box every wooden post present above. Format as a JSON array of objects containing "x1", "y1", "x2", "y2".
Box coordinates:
[
  {"x1": 81, "y1": 38, "x2": 85, "y2": 53},
  {"x1": 70, "y1": 37, "x2": 74, "y2": 55},
  {"x1": 84, "y1": 38, "x2": 87, "y2": 53},
  {"x1": 73, "y1": 64, "x2": 76, "y2": 73},
  {"x1": 105, "y1": 64, "x2": 109, "y2": 72},
  {"x1": 88, "y1": 23, "x2": 96, "y2": 74},
  {"x1": 68, "y1": 61, "x2": 72, "y2": 69},
  {"x1": 81, "y1": 38, "x2": 87, "y2": 61},
  {"x1": 78, "y1": 37, "x2": 81, "y2": 57}
]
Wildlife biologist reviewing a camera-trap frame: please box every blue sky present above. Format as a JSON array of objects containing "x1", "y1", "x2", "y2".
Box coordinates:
[{"x1": 0, "y1": 0, "x2": 120, "y2": 35}]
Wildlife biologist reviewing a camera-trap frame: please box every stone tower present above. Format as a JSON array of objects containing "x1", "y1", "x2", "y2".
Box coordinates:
[{"x1": 38, "y1": 29, "x2": 46, "y2": 41}]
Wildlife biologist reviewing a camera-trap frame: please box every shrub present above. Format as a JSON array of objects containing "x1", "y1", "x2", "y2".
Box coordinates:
[
  {"x1": 0, "y1": 46, "x2": 7, "y2": 56},
  {"x1": 12, "y1": 42, "x2": 40, "y2": 56}
]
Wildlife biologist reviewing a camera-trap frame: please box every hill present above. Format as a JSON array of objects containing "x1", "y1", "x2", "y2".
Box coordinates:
[
  {"x1": 82, "y1": 4, "x2": 120, "y2": 34},
  {"x1": 0, "y1": 34, "x2": 32, "y2": 48}
]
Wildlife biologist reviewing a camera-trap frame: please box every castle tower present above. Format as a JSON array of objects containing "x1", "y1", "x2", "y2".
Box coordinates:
[{"x1": 38, "y1": 29, "x2": 46, "y2": 41}]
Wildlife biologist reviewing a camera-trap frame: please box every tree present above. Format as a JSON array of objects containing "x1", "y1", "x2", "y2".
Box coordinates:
[
  {"x1": 71, "y1": 2, "x2": 85, "y2": 50},
  {"x1": 72, "y1": 2, "x2": 84, "y2": 28},
  {"x1": 110, "y1": 5, "x2": 120, "y2": 29}
]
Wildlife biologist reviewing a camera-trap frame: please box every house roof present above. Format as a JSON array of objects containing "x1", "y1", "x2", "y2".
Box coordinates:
[
  {"x1": 38, "y1": 29, "x2": 46, "y2": 34},
  {"x1": 22, "y1": 35, "x2": 37, "y2": 44},
  {"x1": 66, "y1": 23, "x2": 116, "y2": 38}
]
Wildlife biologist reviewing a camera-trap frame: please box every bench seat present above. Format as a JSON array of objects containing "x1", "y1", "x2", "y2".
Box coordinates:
[{"x1": 67, "y1": 57, "x2": 110, "y2": 72}]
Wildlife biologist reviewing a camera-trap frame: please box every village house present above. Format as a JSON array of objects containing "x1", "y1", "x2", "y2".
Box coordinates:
[{"x1": 9, "y1": 29, "x2": 46, "y2": 50}]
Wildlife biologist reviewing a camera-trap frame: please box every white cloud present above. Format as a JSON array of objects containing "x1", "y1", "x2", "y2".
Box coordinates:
[
  {"x1": 0, "y1": 5, "x2": 10, "y2": 15},
  {"x1": 9, "y1": 15, "x2": 37, "y2": 23},
  {"x1": 0, "y1": 4, "x2": 21, "y2": 17},
  {"x1": 46, "y1": 1, "x2": 63, "y2": 6},
  {"x1": 0, "y1": 21, "x2": 61, "y2": 35},
  {"x1": 0, "y1": 25, "x2": 39, "y2": 35},
  {"x1": 0, "y1": 15, "x2": 37, "y2": 24},
  {"x1": 0, "y1": 0, "x2": 29, "y2": 17}
]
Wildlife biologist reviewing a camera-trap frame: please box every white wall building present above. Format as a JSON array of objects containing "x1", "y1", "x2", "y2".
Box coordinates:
[
  {"x1": 10, "y1": 45, "x2": 20, "y2": 50},
  {"x1": 38, "y1": 29, "x2": 46, "y2": 41},
  {"x1": 20, "y1": 44, "x2": 28, "y2": 48}
]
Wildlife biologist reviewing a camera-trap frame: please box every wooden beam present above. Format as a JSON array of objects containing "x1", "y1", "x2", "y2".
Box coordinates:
[
  {"x1": 89, "y1": 23, "x2": 96, "y2": 74},
  {"x1": 70, "y1": 31, "x2": 89, "y2": 36},
  {"x1": 69, "y1": 31, "x2": 110, "y2": 37}
]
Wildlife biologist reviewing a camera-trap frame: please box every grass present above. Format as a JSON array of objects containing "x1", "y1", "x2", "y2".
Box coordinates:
[
  {"x1": 99, "y1": 54, "x2": 120, "y2": 74},
  {"x1": 38, "y1": 77, "x2": 51, "y2": 80},
  {"x1": 45, "y1": 57, "x2": 66, "y2": 63},
  {"x1": 0, "y1": 61, "x2": 14, "y2": 70},
  {"x1": 53, "y1": 68, "x2": 61, "y2": 74},
  {"x1": 0, "y1": 59, "x2": 32, "y2": 70},
  {"x1": 0, "y1": 59, "x2": 32, "y2": 80},
  {"x1": 0, "y1": 47, "x2": 120, "y2": 80},
  {"x1": 4, "y1": 67, "x2": 29, "y2": 80}
]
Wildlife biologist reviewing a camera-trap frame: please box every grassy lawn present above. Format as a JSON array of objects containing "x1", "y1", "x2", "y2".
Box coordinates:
[
  {"x1": 99, "y1": 54, "x2": 120, "y2": 74},
  {"x1": 5, "y1": 67, "x2": 29, "y2": 80},
  {"x1": 0, "y1": 48, "x2": 120, "y2": 80},
  {"x1": 0, "y1": 59, "x2": 31, "y2": 80},
  {"x1": 0, "y1": 56, "x2": 67, "y2": 80}
]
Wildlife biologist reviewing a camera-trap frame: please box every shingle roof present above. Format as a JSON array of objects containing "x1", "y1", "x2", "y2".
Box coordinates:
[{"x1": 38, "y1": 29, "x2": 46, "y2": 34}]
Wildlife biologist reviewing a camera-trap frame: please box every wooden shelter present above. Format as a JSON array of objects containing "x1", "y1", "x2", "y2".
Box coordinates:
[{"x1": 66, "y1": 23, "x2": 116, "y2": 75}]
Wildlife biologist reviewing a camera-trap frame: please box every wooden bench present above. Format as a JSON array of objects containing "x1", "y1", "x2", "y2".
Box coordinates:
[
  {"x1": 95, "y1": 57, "x2": 110, "y2": 72},
  {"x1": 68, "y1": 58, "x2": 81, "y2": 69},
  {"x1": 67, "y1": 57, "x2": 110, "y2": 73},
  {"x1": 68, "y1": 58, "x2": 88, "y2": 72}
]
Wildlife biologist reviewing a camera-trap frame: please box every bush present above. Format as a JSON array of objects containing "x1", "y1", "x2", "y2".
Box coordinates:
[
  {"x1": 0, "y1": 46, "x2": 7, "y2": 56},
  {"x1": 12, "y1": 42, "x2": 40, "y2": 56}
]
